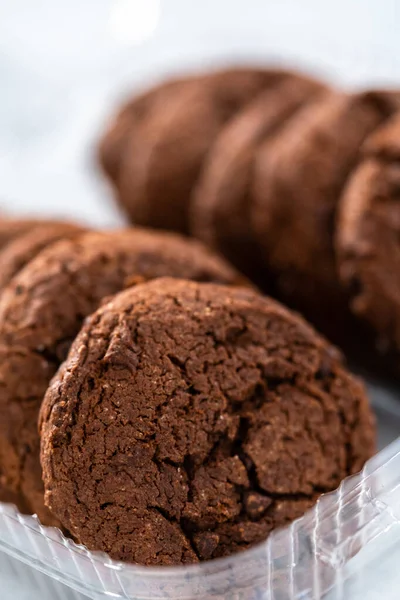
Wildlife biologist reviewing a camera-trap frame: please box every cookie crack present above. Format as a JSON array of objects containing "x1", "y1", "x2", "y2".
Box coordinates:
[{"x1": 150, "y1": 505, "x2": 200, "y2": 560}]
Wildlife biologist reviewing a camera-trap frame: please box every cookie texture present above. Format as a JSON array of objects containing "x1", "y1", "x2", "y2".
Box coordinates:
[
  {"x1": 105, "y1": 68, "x2": 312, "y2": 233},
  {"x1": 337, "y1": 112, "x2": 400, "y2": 356},
  {"x1": 0, "y1": 218, "x2": 58, "y2": 251},
  {"x1": 40, "y1": 278, "x2": 375, "y2": 565},
  {"x1": 99, "y1": 69, "x2": 400, "y2": 354},
  {"x1": 190, "y1": 75, "x2": 326, "y2": 282},
  {"x1": 251, "y1": 91, "x2": 400, "y2": 328},
  {"x1": 0, "y1": 229, "x2": 244, "y2": 524},
  {"x1": 0, "y1": 221, "x2": 86, "y2": 289},
  {"x1": 98, "y1": 77, "x2": 189, "y2": 182}
]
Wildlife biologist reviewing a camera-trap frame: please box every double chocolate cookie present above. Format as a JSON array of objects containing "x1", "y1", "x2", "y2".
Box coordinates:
[
  {"x1": 0, "y1": 217, "x2": 86, "y2": 508},
  {"x1": 0, "y1": 221, "x2": 85, "y2": 290},
  {"x1": 40, "y1": 278, "x2": 374, "y2": 565},
  {"x1": 190, "y1": 75, "x2": 326, "y2": 282},
  {"x1": 0, "y1": 218, "x2": 41, "y2": 250},
  {"x1": 0, "y1": 217, "x2": 79, "y2": 252},
  {"x1": 337, "y1": 112, "x2": 400, "y2": 357},
  {"x1": 101, "y1": 68, "x2": 321, "y2": 234},
  {"x1": 99, "y1": 77, "x2": 189, "y2": 182},
  {"x1": 99, "y1": 68, "x2": 400, "y2": 356},
  {"x1": 0, "y1": 228, "x2": 244, "y2": 524},
  {"x1": 251, "y1": 91, "x2": 400, "y2": 327}
]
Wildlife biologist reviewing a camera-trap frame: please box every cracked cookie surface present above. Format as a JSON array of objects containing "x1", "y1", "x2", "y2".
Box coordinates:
[
  {"x1": 0, "y1": 228, "x2": 244, "y2": 524},
  {"x1": 40, "y1": 278, "x2": 375, "y2": 565}
]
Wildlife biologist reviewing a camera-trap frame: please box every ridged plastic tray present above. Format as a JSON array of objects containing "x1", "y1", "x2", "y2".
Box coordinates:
[{"x1": 0, "y1": 382, "x2": 399, "y2": 600}]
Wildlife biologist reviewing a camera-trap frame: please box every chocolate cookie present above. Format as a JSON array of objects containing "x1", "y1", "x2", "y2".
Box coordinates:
[
  {"x1": 0, "y1": 221, "x2": 86, "y2": 290},
  {"x1": 0, "y1": 229, "x2": 244, "y2": 524},
  {"x1": 40, "y1": 278, "x2": 374, "y2": 565},
  {"x1": 99, "y1": 77, "x2": 189, "y2": 182},
  {"x1": 190, "y1": 75, "x2": 326, "y2": 282},
  {"x1": 0, "y1": 217, "x2": 53, "y2": 251},
  {"x1": 114, "y1": 68, "x2": 310, "y2": 233},
  {"x1": 337, "y1": 112, "x2": 400, "y2": 356},
  {"x1": 251, "y1": 90, "x2": 400, "y2": 330}
]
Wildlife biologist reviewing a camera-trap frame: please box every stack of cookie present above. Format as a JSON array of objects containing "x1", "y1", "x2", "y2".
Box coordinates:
[
  {"x1": 0, "y1": 220, "x2": 245, "y2": 526},
  {"x1": 99, "y1": 67, "x2": 400, "y2": 364},
  {"x1": 0, "y1": 215, "x2": 375, "y2": 565}
]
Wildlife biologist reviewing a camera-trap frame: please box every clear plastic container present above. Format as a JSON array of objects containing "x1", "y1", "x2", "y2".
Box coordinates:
[
  {"x1": 0, "y1": 382, "x2": 399, "y2": 600},
  {"x1": 1, "y1": 2, "x2": 400, "y2": 598}
]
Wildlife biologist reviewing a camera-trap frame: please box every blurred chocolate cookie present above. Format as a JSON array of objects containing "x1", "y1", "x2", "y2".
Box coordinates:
[
  {"x1": 102, "y1": 68, "x2": 316, "y2": 233},
  {"x1": 99, "y1": 77, "x2": 189, "y2": 182},
  {"x1": 190, "y1": 75, "x2": 326, "y2": 283},
  {"x1": 337, "y1": 112, "x2": 400, "y2": 357},
  {"x1": 251, "y1": 90, "x2": 400, "y2": 334},
  {"x1": 0, "y1": 221, "x2": 86, "y2": 290},
  {"x1": 0, "y1": 217, "x2": 60, "y2": 251}
]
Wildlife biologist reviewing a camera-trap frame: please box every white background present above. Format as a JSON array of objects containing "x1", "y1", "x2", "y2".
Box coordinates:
[{"x1": 1, "y1": 0, "x2": 400, "y2": 228}]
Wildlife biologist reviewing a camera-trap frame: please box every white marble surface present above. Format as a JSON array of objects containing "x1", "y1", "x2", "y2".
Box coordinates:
[{"x1": 1, "y1": 1, "x2": 400, "y2": 598}]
